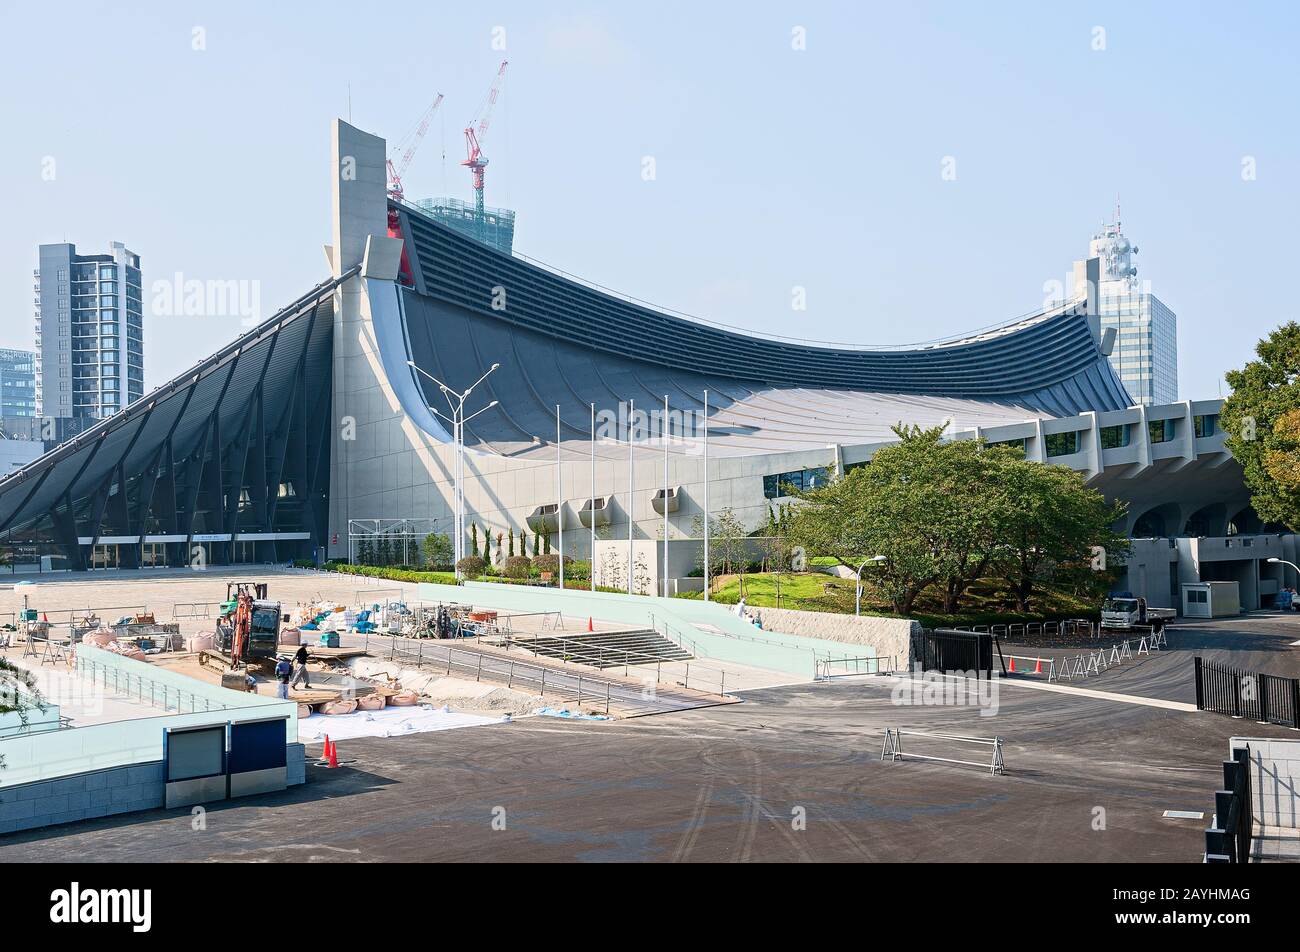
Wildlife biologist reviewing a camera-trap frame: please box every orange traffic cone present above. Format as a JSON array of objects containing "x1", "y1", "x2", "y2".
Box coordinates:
[
  {"x1": 1008, "y1": 657, "x2": 1016, "y2": 673},
  {"x1": 327, "y1": 741, "x2": 339, "y2": 769},
  {"x1": 587, "y1": 617, "x2": 594, "y2": 632},
  {"x1": 322, "y1": 735, "x2": 332, "y2": 761},
  {"x1": 1034, "y1": 658, "x2": 1043, "y2": 674}
]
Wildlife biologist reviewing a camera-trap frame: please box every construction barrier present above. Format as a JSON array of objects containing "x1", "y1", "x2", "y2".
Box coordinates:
[
  {"x1": 880, "y1": 728, "x2": 1006, "y2": 776},
  {"x1": 1050, "y1": 632, "x2": 1164, "y2": 682}
]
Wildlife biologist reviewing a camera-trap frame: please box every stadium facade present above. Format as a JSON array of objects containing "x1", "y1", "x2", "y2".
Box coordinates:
[{"x1": 0, "y1": 120, "x2": 1286, "y2": 611}]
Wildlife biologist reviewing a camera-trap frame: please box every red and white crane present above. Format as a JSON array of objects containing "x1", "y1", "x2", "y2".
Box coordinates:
[
  {"x1": 386, "y1": 92, "x2": 444, "y2": 285},
  {"x1": 462, "y1": 60, "x2": 508, "y2": 219},
  {"x1": 386, "y1": 92, "x2": 445, "y2": 201}
]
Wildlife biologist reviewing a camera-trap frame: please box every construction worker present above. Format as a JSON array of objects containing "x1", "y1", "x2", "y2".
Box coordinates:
[
  {"x1": 291, "y1": 643, "x2": 311, "y2": 689},
  {"x1": 274, "y1": 655, "x2": 292, "y2": 699}
]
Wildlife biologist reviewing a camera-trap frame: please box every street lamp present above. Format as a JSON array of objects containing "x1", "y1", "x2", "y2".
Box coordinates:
[
  {"x1": 407, "y1": 360, "x2": 499, "y2": 575},
  {"x1": 855, "y1": 555, "x2": 887, "y2": 616}
]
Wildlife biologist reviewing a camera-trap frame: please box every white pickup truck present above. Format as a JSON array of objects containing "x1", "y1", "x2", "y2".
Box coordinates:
[{"x1": 1100, "y1": 595, "x2": 1176, "y2": 631}]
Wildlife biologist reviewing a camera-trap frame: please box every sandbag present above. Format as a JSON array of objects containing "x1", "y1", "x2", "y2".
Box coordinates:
[
  {"x1": 297, "y1": 703, "x2": 313, "y2": 719},
  {"x1": 279, "y1": 626, "x2": 301, "y2": 646},
  {"x1": 388, "y1": 690, "x2": 420, "y2": 707},
  {"x1": 320, "y1": 699, "x2": 357, "y2": 716},
  {"x1": 356, "y1": 694, "x2": 385, "y2": 711},
  {"x1": 83, "y1": 629, "x2": 117, "y2": 647},
  {"x1": 186, "y1": 632, "x2": 215, "y2": 652}
]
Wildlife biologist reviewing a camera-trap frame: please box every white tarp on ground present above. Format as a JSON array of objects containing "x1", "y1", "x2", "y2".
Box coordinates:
[{"x1": 297, "y1": 705, "x2": 504, "y2": 742}]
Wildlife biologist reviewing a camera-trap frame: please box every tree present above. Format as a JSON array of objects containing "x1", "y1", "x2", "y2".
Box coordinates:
[
  {"x1": 421, "y1": 532, "x2": 452, "y2": 569},
  {"x1": 470, "y1": 524, "x2": 479, "y2": 561},
  {"x1": 691, "y1": 508, "x2": 749, "y2": 585},
  {"x1": 1221, "y1": 322, "x2": 1300, "y2": 529},
  {"x1": 1, "y1": 657, "x2": 46, "y2": 768},
  {"x1": 787, "y1": 426, "x2": 973, "y2": 614},
  {"x1": 508, "y1": 527, "x2": 515, "y2": 558},
  {"x1": 786, "y1": 424, "x2": 1120, "y2": 616},
  {"x1": 991, "y1": 457, "x2": 1129, "y2": 613}
]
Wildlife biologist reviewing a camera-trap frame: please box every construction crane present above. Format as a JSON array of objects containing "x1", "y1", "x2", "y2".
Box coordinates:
[
  {"x1": 462, "y1": 60, "x2": 509, "y2": 222},
  {"x1": 386, "y1": 92, "x2": 445, "y2": 201},
  {"x1": 385, "y1": 93, "x2": 443, "y2": 286}
]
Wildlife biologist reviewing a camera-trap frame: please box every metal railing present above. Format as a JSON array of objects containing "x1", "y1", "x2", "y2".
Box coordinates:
[
  {"x1": 816, "y1": 655, "x2": 896, "y2": 679},
  {"x1": 172, "y1": 601, "x2": 221, "y2": 619},
  {"x1": 75, "y1": 655, "x2": 228, "y2": 715},
  {"x1": 486, "y1": 629, "x2": 731, "y2": 696},
  {"x1": 376, "y1": 636, "x2": 619, "y2": 713},
  {"x1": 1195, "y1": 658, "x2": 1300, "y2": 728}
]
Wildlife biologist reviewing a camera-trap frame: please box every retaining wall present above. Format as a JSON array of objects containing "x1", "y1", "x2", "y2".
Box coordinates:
[
  {"x1": 745, "y1": 606, "x2": 917, "y2": 670},
  {"x1": 0, "y1": 743, "x2": 305, "y2": 836}
]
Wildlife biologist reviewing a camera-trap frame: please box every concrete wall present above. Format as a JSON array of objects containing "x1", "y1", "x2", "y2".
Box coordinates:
[
  {"x1": 1230, "y1": 737, "x2": 1300, "y2": 829},
  {"x1": 746, "y1": 606, "x2": 917, "y2": 670},
  {"x1": 0, "y1": 744, "x2": 305, "y2": 835}
]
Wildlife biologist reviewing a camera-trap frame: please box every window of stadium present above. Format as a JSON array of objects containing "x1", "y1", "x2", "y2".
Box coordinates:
[
  {"x1": 1100, "y1": 424, "x2": 1129, "y2": 449},
  {"x1": 1044, "y1": 431, "x2": 1081, "y2": 457},
  {"x1": 762, "y1": 467, "x2": 830, "y2": 499},
  {"x1": 1193, "y1": 414, "x2": 1218, "y2": 439},
  {"x1": 1148, "y1": 419, "x2": 1175, "y2": 443}
]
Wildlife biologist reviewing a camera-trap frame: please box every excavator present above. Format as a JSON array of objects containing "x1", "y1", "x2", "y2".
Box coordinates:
[{"x1": 212, "y1": 582, "x2": 282, "y2": 668}]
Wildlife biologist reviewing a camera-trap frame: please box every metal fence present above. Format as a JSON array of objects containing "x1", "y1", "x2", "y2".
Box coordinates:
[
  {"x1": 1194, "y1": 657, "x2": 1300, "y2": 729},
  {"x1": 1205, "y1": 746, "x2": 1253, "y2": 863},
  {"x1": 920, "y1": 629, "x2": 994, "y2": 678}
]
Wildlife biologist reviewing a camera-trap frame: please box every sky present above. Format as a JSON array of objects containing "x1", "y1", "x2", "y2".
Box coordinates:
[{"x1": 1, "y1": 0, "x2": 1297, "y2": 399}]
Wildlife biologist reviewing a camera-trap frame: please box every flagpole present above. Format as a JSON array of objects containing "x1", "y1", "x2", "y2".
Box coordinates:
[
  {"x1": 627, "y1": 398, "x2": 635, "y2": 595},
  {"x1": 663, "y1": 394, "x2": 669, "y2": 598},
  {"x1": 703, "y1": 389, "x2": 710, "y2": 602},
  {"x1": 590, "y1": 402, "x2": 596, "y2": 593},
  {"x1": 556, "y1": 404, "x2": 563, "y2": 590}
]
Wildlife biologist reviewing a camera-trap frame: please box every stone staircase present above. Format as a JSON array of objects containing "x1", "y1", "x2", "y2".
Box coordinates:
[{"x1": 502, "y1": 629, "x2": 693, "y2": 669}]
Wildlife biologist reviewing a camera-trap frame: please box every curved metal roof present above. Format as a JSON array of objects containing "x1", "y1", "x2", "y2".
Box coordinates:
[
  {"x1": 391, "y1": 203, "x2": 1132, "y2": 460},
  {"x1": 398, "y1": 202, "x2": 1132, "y2": 409}
]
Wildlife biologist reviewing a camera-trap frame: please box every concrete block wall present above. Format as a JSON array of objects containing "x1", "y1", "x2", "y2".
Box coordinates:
[
  {"x1": 1230, "y1": 737, "x2": 1300, "y2": 829},
  {"x1": 0, "y1": 744, "x2": 305, "y2": 836},
  {"x1": 746, "y1": 606, "x2": 917, "y2": 670}
]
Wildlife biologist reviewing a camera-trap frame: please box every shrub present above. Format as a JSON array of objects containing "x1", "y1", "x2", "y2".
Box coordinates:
[
  {"x1": 504, "y1": 555, "x2": 532, "y2": 579},
  {"x1": 532, "y1": 553, "x2": 572, "y2": 576},
  {"x1": 456, "y1": 555, "x2": 486, "y2": 578},
  {"x1": 321, "y1": 562, "x2": 457, "y2": 585}
]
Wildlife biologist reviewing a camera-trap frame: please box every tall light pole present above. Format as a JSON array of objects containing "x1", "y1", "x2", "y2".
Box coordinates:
[
  {"x1": 1268, "y1": 557, "x2": 1299, "y2": 600},
  {"x1": 855, "y1": 555, "x2": 887, "y2": 616},
  {"x1": 407, "y1": 360, "x2": 499, "y2": 575}
]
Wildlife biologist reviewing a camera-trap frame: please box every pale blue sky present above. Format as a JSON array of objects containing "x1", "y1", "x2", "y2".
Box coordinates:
[{"x1": 2, "y1": 1, "x2": 1297, "y2": 399}]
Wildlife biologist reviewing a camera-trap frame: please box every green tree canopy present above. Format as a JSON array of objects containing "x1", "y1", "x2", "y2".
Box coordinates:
[
  {"x1": 786, "y1": 424, "x2": 1125, "y2": 615},
  {"x1": 1221, "y1": 322, "x2": 1300, "y2": 529}
]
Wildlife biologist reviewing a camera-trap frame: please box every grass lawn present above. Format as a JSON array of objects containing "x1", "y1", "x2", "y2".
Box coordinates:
[{"x1": 677, "y1": 571, "x2": 1100, "y2": 627}]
